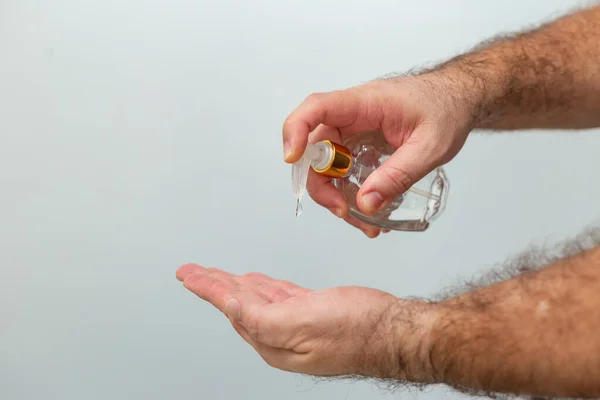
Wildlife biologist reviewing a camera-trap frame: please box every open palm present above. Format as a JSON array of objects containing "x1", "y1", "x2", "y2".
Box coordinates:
[{"x1": 176, "y1": 263, "x2": 401, "y2": 377}]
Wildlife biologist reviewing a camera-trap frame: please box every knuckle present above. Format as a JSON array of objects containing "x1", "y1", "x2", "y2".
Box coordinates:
[
  {"x1": 306, "y1": 180, "x2": 343, "y2": 214},
  {"x1": 284, "y1": 93, "x2": 327, "y2": 132},
  {"x1": 204, "y1": 277, "x2": 222, "y2": 291},
  {"x1": 306, "y1": 179, "x2": 324, "y2": 199},
  {"x1": 183, "y1": 274, "x2": 219, "y2": 295},
  {"x1": 262, "y1": 286, "x2": 289, "y2": 301},
  {"x1": 276, "y1": 279, "x2": 305, "y2": 294},
  {"x1": 277, "y1": 280, "x2": 298, "y2": 291},
  {"x1": 282, "y1": 114, "x2": 295, "y2": 128},
  {"x1": 306, "y1": 92, "x2": 328, "y2": 115},
  {"x1": 243, "y1": 272, "x2": 263, "y2": 279},
  {"x1": 282, "y1": 116, "x2": 296, "y2": 137},
  {"x1": 206, "y1": 268, "x2": 228, "y2": 279},
  {"x1": 306, "y1": 180, "x2": 334, "y2": 207},
  {"x1": 380, "y1": 165, "x2": 414, "y2": 195},
  {"x1": 182, "y1": 271, "x2": 206, "y2": 286},
  {"x1": 176, "y1": 263, "x2": 201, "y2": 279},
  {"x1": 305, "y1": 92, "x2": 324, "y2": 104},
  {"x1": 421, "y1": 134, "x2": 446, "y2": 159}
]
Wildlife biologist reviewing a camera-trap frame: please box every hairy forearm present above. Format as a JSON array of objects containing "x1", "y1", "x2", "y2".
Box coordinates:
[
  {"x1": 401, "y1": 243, "x2": 600, "y2": 398},
  {"x1": 427, "y1": 4, "x2": 600, "y2": 131}
]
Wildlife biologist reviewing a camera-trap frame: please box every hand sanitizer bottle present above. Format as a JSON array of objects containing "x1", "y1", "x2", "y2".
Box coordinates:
[{"x1": 291, "y1": 130, "x2": 449, "y2": 232}]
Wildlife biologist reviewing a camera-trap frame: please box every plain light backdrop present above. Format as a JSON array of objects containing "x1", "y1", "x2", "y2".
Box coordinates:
[{"x1": 1, "y1": 0, "x2": 599, "y2": 399}]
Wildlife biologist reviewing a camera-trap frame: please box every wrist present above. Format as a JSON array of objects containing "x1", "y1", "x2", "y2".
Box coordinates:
[
  {"x1": 425, "y1": 50, "x2": 511, "y2": 130},
  {"x1": 386, "y1": 298, "x2": 441, "y2": 383}
]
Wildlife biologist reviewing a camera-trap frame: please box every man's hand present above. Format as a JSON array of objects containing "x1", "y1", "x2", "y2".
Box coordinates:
[
  {"x1": 282, "y1": 4, "x2": 600, "y2": 237},
  {"x1": 175, "y1": 235, "x2": 600, "y2": 398},
  {"x1": 282, "y1": 77, "x2": 476, "y2": 237},
  {"x1": 176, "y1": 263, "x2": 434, "y2": 380}
]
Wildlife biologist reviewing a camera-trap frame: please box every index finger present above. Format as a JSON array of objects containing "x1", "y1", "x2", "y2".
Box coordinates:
[
  {"x1": 183, "y1": 272, "x2": 271, "y2": 321},
  {"x1": 282, "y1": 89, "x2": 362, "y2": 163},
  {"x1": 182, "y1": 272, "x2": 237, "y2": 312}
]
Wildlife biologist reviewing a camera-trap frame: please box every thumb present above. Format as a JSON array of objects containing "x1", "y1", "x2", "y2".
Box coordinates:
[
  {"x1": 356, "y1": 139, "x2": 439, "y2": 215},
  {"x1": 225, "y1": 294, "x2": 292, "y2": 348}
]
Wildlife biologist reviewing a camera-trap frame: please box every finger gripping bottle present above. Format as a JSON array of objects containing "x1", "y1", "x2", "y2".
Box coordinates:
[{"x1": 291, "y1": 130, "x2": 449, "y2": 232}]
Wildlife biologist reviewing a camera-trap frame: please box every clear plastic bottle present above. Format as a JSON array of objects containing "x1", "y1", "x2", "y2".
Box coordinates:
[{"x1": 291, "y1": 130, "x2": 449, "y2": 231}]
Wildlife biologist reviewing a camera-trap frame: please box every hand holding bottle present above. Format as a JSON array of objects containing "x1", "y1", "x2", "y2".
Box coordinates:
[{"x1": 282, "y1": 76, "x2": 475, "y2": 236}]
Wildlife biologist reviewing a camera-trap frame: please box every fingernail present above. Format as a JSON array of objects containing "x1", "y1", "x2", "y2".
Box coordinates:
[
  {"x1": 333, "y1": 207, "x2": 344, "y2": 218},
  {"x1": 361, "y1": 192, "x2": 384, "y2": 213},
  {"x1": 225, "y1": 298, "x2": 241, "y2": 320},
  {"x1": 283, "y1": 142, "x2": 291, "y2": 160}
]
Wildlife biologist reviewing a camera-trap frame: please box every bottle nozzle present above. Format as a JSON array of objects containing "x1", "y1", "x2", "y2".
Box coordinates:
[
  {"x1": 291, "y1": 140, "x2": 353, "y2": 217},
  {"x1": 291, "y1": 141, "x2": 335, "y2": 217},
  {"x1": 311, "y1": 140, "x2": 352, "y2": 178}
]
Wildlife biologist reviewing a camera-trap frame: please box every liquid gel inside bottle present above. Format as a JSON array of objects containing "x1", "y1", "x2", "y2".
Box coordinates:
[{"x1": 291, "y1": 130, "x2": 449, "y2": 232}]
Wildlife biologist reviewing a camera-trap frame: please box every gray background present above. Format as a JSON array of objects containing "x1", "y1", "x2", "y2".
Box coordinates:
[{"x1": 1, "y1": 0, "x2": 599, "y2": 399}]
